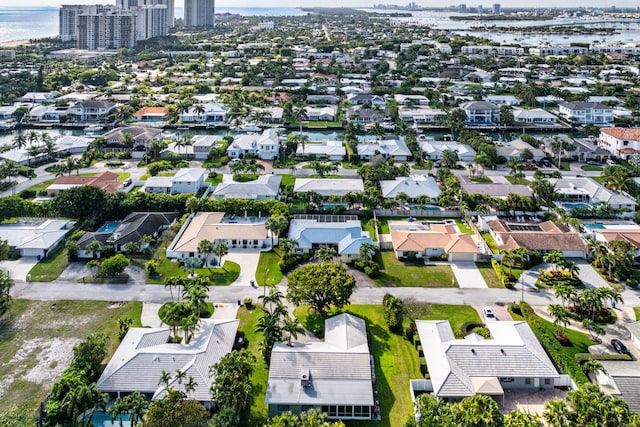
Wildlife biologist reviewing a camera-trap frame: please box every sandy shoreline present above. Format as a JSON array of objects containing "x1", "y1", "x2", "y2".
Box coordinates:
[{"x1": 0, "y1": 39, "x2": 31, "y2": 48}]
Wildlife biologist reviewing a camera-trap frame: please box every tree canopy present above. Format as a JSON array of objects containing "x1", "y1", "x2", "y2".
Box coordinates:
[{"x1": 286, "y1": 262, "x2": 355, "y2": 315}]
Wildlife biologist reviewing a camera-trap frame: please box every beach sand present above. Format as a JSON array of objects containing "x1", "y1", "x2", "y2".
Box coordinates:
[{"x1": 0, "y1": 39, "x2": 31, "y2": 48}]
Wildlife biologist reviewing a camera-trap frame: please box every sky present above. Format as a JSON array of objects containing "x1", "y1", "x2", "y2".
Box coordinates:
[{"x1": 4, "y1": 0, "x2": 638, "y2": 9}]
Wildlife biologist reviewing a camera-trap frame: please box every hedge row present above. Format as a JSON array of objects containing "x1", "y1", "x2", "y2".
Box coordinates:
[
  {"x1": 575, "y1": 353, "x2": 633, "y2": 363},
  {"x1": 491, "y1": 258, "x2": 516, "y2": 288},
  {"x1": 519, "y1": 302, "x2": 589, "y2": 385},
  {"x1": 457, "y1": 321, "x2": 485, "y2": 338}
]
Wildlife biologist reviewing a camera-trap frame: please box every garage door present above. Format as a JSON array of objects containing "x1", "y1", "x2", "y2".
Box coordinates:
[{"x1": 451, "y1": 252, "x2": 475, "y2": 262}]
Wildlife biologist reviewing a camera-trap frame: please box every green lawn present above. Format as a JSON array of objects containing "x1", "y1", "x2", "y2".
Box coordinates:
[
  {"x1": 117, "y1": 172, "x2": 131, "y2": 181},
  {"x1": 147, "y1": 246, "x2": 239, "y2": 285},
  {"x1": 362, "y1": 219, "x2": 379, "y2": 242},
  {"x1": 205, "y1": 174, "x2": 223, "y2": 186},
  {"x1": 294, "y1": 305, "x2": 421, "y2": 427},
  {"x1": 476, "y1": 262, "x2": 503, "y2": 288},
  {"x1": 373, "y1": 251, "x2": 458, "y2": 288},
  {"x1": 634, "y1": 307, "x2": 640, "y2": 321},
  {"x1": 277, "y1": 174, "x2": 296, "y2": 187},
  {"x1": 23, "y1": 178, "x2": 55, "y2": 195},
  {"x1": 237, "y1": 306, "x2": 269, "y2": 426},
  {"x1": 469, "y1": 176, "x2": 492, "y2": 183},
  {"x1": 27, "y1": 246, "x2": 69, "y2": 282},
  {"x1": 255, "y1": 250, "x2": 284, "y2": 286},
  {"x1": 0, "y1": 300, "x2": 142, "y2": 420},
  {"x1": 581, "y1": 165, "x2": 603, "y2": 172},
  {"x1": 503, "y1": 175, "x2": 529, "y2": 185},
  {"x1": 454, "y1": 219, "x2": 472, "y2": 234},
  {"x1": 480, "y1": 231, "x2": 498, "y2": 254}
]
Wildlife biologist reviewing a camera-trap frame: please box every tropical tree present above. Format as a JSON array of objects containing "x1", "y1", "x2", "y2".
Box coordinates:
[
  {"x1": 265, "y1": 215, "x2": 289, "y2": 248},
  {"x1": 440, "y1": 149, "x2": 458, "y2": 169},
  {"x1": 447, "y1": 108, "x2": 467, "y2": 140},
  {"x1": 581, "y1": 318, "x2": 605, "y2": 342},
  {"x1": 287, "y1": 262, "x2": 355, "y2": 316},
  {"x1": 197, "y1": 239, "x2": 213, "y2": 267},
  {"x1": 213, "y1": 241, "x2": 229, "y2": 267},
  {"x1": 548, "y1": 304, "x2": 571, "y2": 337},
  {"x1": 283, "y1": 315, "x2": 304, "y2": 346},
  {"x1": 0, "y1": 270, "x2": 13, "y2": 317},
  {"x1": 581, "y1": 359, "x2": 607, "y2": 378},
  {"x1": 543, "y1": 250, "x2": 565, "y2": 272},
  {"x1": 209, "y1": 349, "x2": 256, "y2": 412},
  {"x1": 315, "y1": 247, "x2": 337, "y2": 262}
]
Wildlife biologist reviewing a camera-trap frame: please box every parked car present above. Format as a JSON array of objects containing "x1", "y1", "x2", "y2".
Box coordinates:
[
  {"x1": 483, "y1": 307, "x2": 496, "y2": 321},
  {"x1": 611, "y1": 339, "x2": 631, "y2": 356},
  {"x1": 607, "y1": 159, "x2": 616, "y2": 166},
  {"x1": 587, "y1": 160, "x2": 602, "y2": 166}
]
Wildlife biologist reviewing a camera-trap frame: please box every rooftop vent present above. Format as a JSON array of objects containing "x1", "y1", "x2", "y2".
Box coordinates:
[
  {"x1": 471, "y1": 349, "x2": 476, "y2": 355},
  {"x1": 500, "y1": 349, "x2": 506, "y2": 355},
  {"x1": 300, "y1": 367, "x2": 311, "y2": 388}
]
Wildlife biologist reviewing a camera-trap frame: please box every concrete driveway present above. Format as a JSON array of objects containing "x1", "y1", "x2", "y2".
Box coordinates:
[
  {"x1": 223, "y1": 249, "x2": 262, "y2": 287},
  {"x1": 0, "y1": 257, "x2": 39, "y2": 281},
  {"x1": 575, "y1": 259, "x2": 610, "y2": 288},
  {"x1": 450, "y1": 262, "x2": 487, "y2": 288}
]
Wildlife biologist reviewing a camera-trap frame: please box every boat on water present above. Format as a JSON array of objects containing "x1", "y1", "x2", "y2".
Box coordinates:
[
  {"x1": 84, "y1": 125, "x2": 104, "y2": 135},
  {"x1": 233, "y1": 123, "x2": 262, "y2": 132},
  {"x1": 0, "y1": 121, "x2": 16, "y2": 130}
]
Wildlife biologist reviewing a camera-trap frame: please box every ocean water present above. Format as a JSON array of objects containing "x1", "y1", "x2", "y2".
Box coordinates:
[{"x1": 0, "y1": 6, "x2": 304, "y2": 43}]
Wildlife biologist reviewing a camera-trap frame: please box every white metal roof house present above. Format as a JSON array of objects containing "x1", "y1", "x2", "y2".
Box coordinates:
[
  {"x1": 96, "y1": 319, "x2": 239, "y2": 406},
  {"x1": 415, "y1": 320, "x2": 559, "y2": 402},
  {"x1": 551, "y1": 176, "x2": 637, "y2": 217},
  {"x1": 419, "y1": 140, "x2": 477, "y2": 163},
  {"x1": 513, "y1": 108, "x2": 558, "y2": 125},
  {"x1": 496, "y1": 139, "x2": 545, "y2": 161},
  {"x1": 380, "y1": 175, "x2": 441, "y2": 200},
  {"x1": 212, "y1": 174, "x2": 281, "y2": 200},
  {"x1": 357, "y1": 138, "x2": 412, "y2": 161},
  {"x1": 558, "y1": 101, "x2": 614, "y2": 126},
  {"x1": 296, "y1": 140, "x2": 345, "y2": 161},
  {"x1": 227, "y1": 128, "x2": 280, "y2": 160},
  {"x1": 142, "y1": 168, "x2": 207, "y2": 195},
  {"x1": 293, "y1": 178, "x2": 364, "y2": 197},
  {"x1": 179, "y1": 102, "x2": 230, "y2": 123},
  {"x1": 0, "y1": 218, "x2": 73, "y2": 258},
  {"x1": 288, "y1": 215, "x2": 373, "y2": 262},
  {"x1": 266, "y1": 313, "x2": 375, "y2": 420}
]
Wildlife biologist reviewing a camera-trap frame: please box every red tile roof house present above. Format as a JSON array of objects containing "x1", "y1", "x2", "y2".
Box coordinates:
[
  {"x1": 133, "y1": 106, "x2": 168, "y2": 123},
  {"x1": 46, "y1": 171, "x2": 123, "y2": 196},
  {"x1": 599, "y1": 127, "x2": 640, "y2": 159}
]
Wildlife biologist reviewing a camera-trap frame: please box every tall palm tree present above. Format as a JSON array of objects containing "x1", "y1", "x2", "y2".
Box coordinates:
[
  {"x1": 548, "y1": 304, "x2": 571, "y2": 337},
  {"x1": 213, "y1": 241, "x2": 228, "y2": 267},
  {"x1": 12, "y1": 133, "x2": 27, "y2": 150},
  {"x1": 283, "y1": 315, "x2": 304, "y2": 346},
  {"x1": 197, "y1": 239, "x2": 213, "y2": 267}
]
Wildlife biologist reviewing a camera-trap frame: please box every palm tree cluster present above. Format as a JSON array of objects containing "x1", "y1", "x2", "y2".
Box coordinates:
[
  {"x1": 13, "y1": 131, "x2": 56, "y2": 166},
  {"x1": 230, "y1": 158, "x2": 265, "y2": 178},
  {"x1": 108, "y1": 391, "x2": 148, "y2": 427},
  {"x1": 588, "y1": 238, "x2": 636, "y2": 282},
  {"x1": 256, "y1": 288, "x2": 304, "y2": 363},
  {"x1": 162, "y1": 276, "x2": 211, "y2": 343}
]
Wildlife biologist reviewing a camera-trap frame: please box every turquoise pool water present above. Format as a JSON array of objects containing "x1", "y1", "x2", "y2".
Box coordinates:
[
  {"x1": 410, "y1": 204, "x2": 444, "y2": 211},
  {"x1": 561, "y1": 202, "x2": 591, "y2": 210},
  {"x1": 97, "y1": 222, "x2": 119, "y2": 233},
  {"x1": 85, "y1": 411, "x2": 131, "y2": 427},
  {"x1": 584, "y1": 223, "x2": 606, "y2": 230}
]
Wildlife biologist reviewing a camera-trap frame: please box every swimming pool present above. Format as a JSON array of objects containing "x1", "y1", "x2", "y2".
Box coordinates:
[
  {"x1": 97, "y1": 222, "x2": 119, "y2": 233},
  {"x1": 409, "y1": 204, "x2": 444, "y2": 211},
  {"x1": 85, "y1": 411, "x2": 131, "y2": 427},
  {"x1": 583, "y1": 223, "x2": 605, "y2": 230},
  {"x1": 561, "y1": 202, "x2": 591, "y2": 210}
]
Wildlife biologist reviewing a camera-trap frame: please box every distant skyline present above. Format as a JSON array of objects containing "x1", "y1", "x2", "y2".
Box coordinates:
[{"x1": 3, "y1": 0, "x2": 638, "y2": 9}]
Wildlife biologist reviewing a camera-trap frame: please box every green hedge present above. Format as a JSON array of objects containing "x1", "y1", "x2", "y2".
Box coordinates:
[
  {"x1": 491, "y1": 258, "x2": 516, "y2": 288},
  {"x1": 519, "y1": 302, "x2": 589, "y2": 385},
  {"x1": 457, "y1": 321, "x2": 485, "y2": 338},
  {"x1": 575, "y1": 353, "x2": 633, "y2": 363}
]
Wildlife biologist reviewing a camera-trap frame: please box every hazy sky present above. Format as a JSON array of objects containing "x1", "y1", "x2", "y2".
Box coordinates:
[{"x1": 5, "y1": 0, "x2": 638, "y2": 9}]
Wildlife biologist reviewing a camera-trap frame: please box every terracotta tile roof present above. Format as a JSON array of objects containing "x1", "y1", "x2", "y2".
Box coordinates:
[
  {"x1": 389, "y1": 223, "x2": 480, "y2": 254},
  {"x1": 601, "y1": 127, "x2": 640, "y2": 141},
  {"x1": 598, "y1": 231, "x2": 640, "y2": 249},
  {"x1": 133, "y1": 106, "x2": 168, "y2": 116},
  {"x1": 487, "y1": 219, "x2": 585, "y2": 252},
  {"x1": 52, "y1": 171, "x2": 121, "y2": 193}
]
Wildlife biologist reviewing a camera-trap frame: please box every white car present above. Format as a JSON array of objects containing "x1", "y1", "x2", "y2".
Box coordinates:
[{"x1": 483, "y1": 307, "x2": 496, "y2": 321}]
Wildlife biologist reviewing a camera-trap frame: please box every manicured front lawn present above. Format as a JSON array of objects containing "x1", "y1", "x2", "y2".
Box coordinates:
[
  {"x1": 454, "y1": 219, "x2": 472, "y2": 234},
  {"x1": 205, "y1": 174, "x2": 223, "y2": 186},
  {"x1": 0, "y1": 300, "x2": 142, "y2": 420},
  {"x1": 503, "y1": 175, "x2": 529, "y2": 185},
  {"x1": 373, "y1": 251, "x2": 458, "y2": 288},
  {"x1": 294, "y1": 305, "x2": 421, "y2": 427},
  {"x1": 237, "y1": 306, "x2": 269, "y2": 426},
  {"x1": 147, "y1": 245, "x2": 239, "y2": 285},
  {"x1": 22, "y1": 178, "x2": 55, "y2": 195},
  {"x1": 277, "y1": 174, "x2": 296, "y2": 187},
  {"x1": 407, "y1": 303, "x2": 482, "y2": 336},
  {"x1": 581, "y1": 165, "x2": 603, "y2": 172},
  {"x1": 475, "y1": 262, "x2": 503, "y2": 288},
  {"x1": 117, "y1": 172, "x2": 131, "y2": 181},
  {"x1": 362, "y1": 218, "x2": 379, "y2": 242},
  {"x1": 255, "y1": 250, "x2": 284, "y2": 286},
  {"x1": 27, "y1": 246, "x2": 69, "y2": 282}
]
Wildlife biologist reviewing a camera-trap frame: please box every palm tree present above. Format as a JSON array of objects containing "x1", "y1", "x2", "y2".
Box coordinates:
[
  {"x1": 548, "y1": 304, "x2": 571, "y2": 337},
  {"x1": 581, "y1": 359, "x2": 607, "y2": 378},
  {"x1": 158, "y1": 370, "x2": 172, "y2": 387},
  {"x1": 213, "y1": 241, "x2": 228, "y2": 267},
  {"x1": 86, "y1": 240, "x2": 102, "y2": 260},
  {"x1": 174, "y1": 369, "x2": 187, "y2": 386},
  {"x1": 184, "y1": 375, "x2": 198, "y2": 397},
  {"x1": 12, "y1": 133, "x2": 27, "y2": 150},
  {"x1": 278, "y1": 238, "x2": 297, "y2": 260},
  {"x1": 582, "y1": 318, "x2": 605, "y2": 342},
  {"x1": 473, "y1": 151, "x2": 491, "y2": 178},
  {"x1": 315, "y1": 247, "x2": 337, "y2": 262},
  {"x1": 440, "y1": 149, "x2": 458, "y2": 169},
  {"x1": 283, "y1": 315, "x2": 304, "y2": 346},
  {"x1": 563, "y1": 260, "x2": 580, "y2": 278},
  {"x1": 554, "y1": 283, "x2": 577, "y2": 308},
  {"x1": 544, "y1": 398, "x2": 572, "y2": 427},
  {"x1": 265, "y1": 215, "x2": 288, "y2": 248},
  {"x1": 543, "y1": 250, "x2": 565, "y2": 272},
  {"x1": 197, "y1": 239, "x2": 213, "y2": 267}
]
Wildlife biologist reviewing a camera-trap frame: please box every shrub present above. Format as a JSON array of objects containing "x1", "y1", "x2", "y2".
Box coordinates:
[
  {"x1": 243, "y1": 298, "x2": 253, "y2": 308},
  {"x1": 491, "y1": 258, "x2": 515, "y2": 287},
  {"x1": 627, "y1": 278, "x2": 639, "y2": 289},
  {"x1": 420, "y1": 358, "x2": 428, "y2": 376},
  {"x1": 405, "y1": 326, "x2": 415, "y2": 342},
  {"x1": 383, "y1": 293, "x2": 403, "y2": 332},
  {"x1": 354, "y1": 259, "x2": 380, "y2": 278},
  {"x1": 457, "y1": 321, "x2": 485, "y2": 338},
  {"x1": 575, "y1": 353, "x2": 633, "y2": 363},
  {"x1": 519, "y1": 302, "x2": 589, "y2": 384},
  {"x1": 19, "y1": 190, "x2": 35, "y2": 199},
  {"x1": 38, "y1": 190, "x2": 48, "y2": 197},
  {"x1": 471, "y1": 326, "x2": 491, "y2": 339}
]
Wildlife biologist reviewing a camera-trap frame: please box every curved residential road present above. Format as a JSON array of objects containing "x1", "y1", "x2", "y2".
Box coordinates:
[{"x1": 10, "y1": 280, "x2": 640, "y2": 308}]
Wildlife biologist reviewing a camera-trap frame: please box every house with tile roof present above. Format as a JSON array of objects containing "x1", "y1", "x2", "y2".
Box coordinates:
[
  {"x1": 46, "y1": 171, "x2": 123, "y2": 196},
  {"x1": 482, "y1": 218, "x2": 586, "y2": 257},
  {"x1": 591, "y1": 223, "x2": 640, "y2": 258},
  {"x1": 133, "y1": 106, "x2": 168, "y2": 122},
  {"x1": 380, "y1": 175, "x2": 441, "y2": 200},
  {"x1": 141, "y1": 168, "x2": 207, "y2": 195},
  {"x1": 357, "y1": 138, "x2": 412, "y2": 161},
  {"x1": 102, "y1": 126, "x2": 162, "y2": 153},
  {"x1": 287, "y1": 215, "x2": 373, "y2": 262},
  {"x1": 0, "y1": 218, "x2": 73, "y2": 258},
  {"x1": 293, "y1": 178, "x2": 364, "y2": 197},
  {"x1": 415, "y1": 320, "x2": 559, "y2": 402},
  {"x1": 167, "y1": 212, "x2": 271, "y2": 262},
  {"x1": 388, "y1": 220, "x2": 482, "y2": 262},
  {"x1": 266, "y1": 313, "x2": 375, "y2": 420},
  {"x1": 96, "y1": 319, "x2": 239, "y2": 406},
  {"x1": 296, "y1": 140, "x2": 345, "y2": 161},
  {"x1": 212, "y1": 174, "x2": 281, "y2": 200},
  {"x1": 600, "y1": 127, "x2": 640, "y2": 158}
]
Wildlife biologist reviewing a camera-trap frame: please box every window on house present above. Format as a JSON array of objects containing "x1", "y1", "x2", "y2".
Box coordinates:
[
  {"x1": 544, "y1": 378, "x2": 551, "y2": 385},
  {"x1": 525, "y1": 378, "x2": 532, "y2": 385}
]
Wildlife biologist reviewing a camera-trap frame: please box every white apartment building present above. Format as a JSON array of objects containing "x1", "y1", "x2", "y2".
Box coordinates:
[
  {"x1": 461, "y1": 45, "x2": 524, "y2": 56},
  {"x1": 558, "y1": 102, "x2": 614, "y2": 126},
  {"x1": 529, "y1": 45, "x2": 588, "y2": 56},
  {"x1": 184, "y1": 0, "x2": 216, "y2": 27}
]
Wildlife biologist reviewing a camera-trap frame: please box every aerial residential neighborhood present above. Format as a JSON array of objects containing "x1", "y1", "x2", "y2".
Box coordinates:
[{"x1": 3, "y1": 2, "x2": 640, "y2": 427}]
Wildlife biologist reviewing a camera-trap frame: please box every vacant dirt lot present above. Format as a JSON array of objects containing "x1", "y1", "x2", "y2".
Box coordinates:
[{"x1": 0, "y1": 299, "x2": 142, "y2": 420}]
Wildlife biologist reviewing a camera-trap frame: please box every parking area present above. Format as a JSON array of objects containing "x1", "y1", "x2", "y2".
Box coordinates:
[
  {"x1": 450, "y1": 262, "x2": 488, "y2": 288},
  {"x1": 0, "y1": 257, "x2": 39, "y2": 281}
]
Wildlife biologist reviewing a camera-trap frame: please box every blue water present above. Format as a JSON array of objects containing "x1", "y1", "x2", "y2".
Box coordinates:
[
  {"x1": 214, "y1": 7, "x2": 304, "y2": 16},
  {"x1": 97, "y1": 222, "x2": 119, "y2": 233},
  {"x1": 86, "y1": 411, "x2": 131, "y2": 427},
  {"x1": 410, "y1": 204, "x2": 444, "y2": 211},
  {"x1": 562, "y1": 202, "x2": 591, "y2": 210},
  {"x1": 584, "y1": 223, "x2": 606, "y2": 230},
  {"x1": 0, "y1": 7, "x2": 59, "y2": 42}
]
